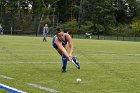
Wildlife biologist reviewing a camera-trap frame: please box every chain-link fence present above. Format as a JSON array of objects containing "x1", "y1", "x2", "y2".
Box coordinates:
[{"x1": 1, "y1": 30, "x2": 140, "y2": 42}]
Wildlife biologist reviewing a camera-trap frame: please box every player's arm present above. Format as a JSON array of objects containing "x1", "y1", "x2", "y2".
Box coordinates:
[
  {"x1": 55, "y1": 38, "x2": 69, "y2": 59},
  {"x1": 46, "y1": 27, "x2": 49, "y2": 33},
  {"x1": 66, "y1": 34, "x2": 74, "y2": 57}
]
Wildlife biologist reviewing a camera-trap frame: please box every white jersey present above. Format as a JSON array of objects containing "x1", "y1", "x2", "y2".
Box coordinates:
[{"x1": 43, "y1": 26, "x2": 48, "y2": 35}]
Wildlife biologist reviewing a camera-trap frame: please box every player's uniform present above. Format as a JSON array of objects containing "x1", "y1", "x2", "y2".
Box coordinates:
[
  {"x1": 52, "y1": 33, "x2": 68, "y2": 71},
  {"x1": 52, "y1": 33, "x2": 80, "y2": 71},
  {"x1": 43, "y1": 26, "x2": 48, "y2": 42},
  {"x1": 52, "y1": 33, "x2": 67, "y2": 50}
]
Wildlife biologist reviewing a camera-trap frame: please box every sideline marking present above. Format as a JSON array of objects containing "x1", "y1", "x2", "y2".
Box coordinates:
[
  {"x1": 0, "y1": 83, "x2": 26, "y2": 93},
  {"x1": 0, "y1": 62, "x2": 61, "y2": 64},
  {"x1": 0, "y1": 74, "x2": 15, "y2": 80},
  {"x1": 27, "y1": 83, "x2": 59, "y2": 93},
  {"x1": 0, "y1": 61, "x2": 140, "y2": 64}
]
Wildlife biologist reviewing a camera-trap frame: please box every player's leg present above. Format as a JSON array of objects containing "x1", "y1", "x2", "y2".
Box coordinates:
[
  {"x1": 57, "y1": 49, "x2": 62, "y2": 56},
  {"x1": 45, "y1": 34, "x2": 47, "y2": 42},
  {"x1": 61, "y1": 54, "x2": 68, "y2": 72},
  {"x1": 43, "y1": 35, "x2": 46, "y2": 42},
  {"x1": 43, "y1": 37, "x2": 45, "y2": 42},
  {"x1": 57, "y1": 49, "x2": 68, "y2": 72},
  {"x1": 44, "y1": 35, "x2": 47, "y2": 42},
  {"x1": 44, "y1": 37, "x2": 46, "y2": 42},
  {"x1": 52, "y1": 38, "x2": 68, "y2": 72}
]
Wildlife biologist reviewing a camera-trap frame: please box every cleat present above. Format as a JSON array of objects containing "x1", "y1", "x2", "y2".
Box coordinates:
[
  {"x1": 62, "y1": 69, "x2": 67, "y2": 73},
  {"x1": 72, "y1": 56, "x2": 80, "y2": 69}
]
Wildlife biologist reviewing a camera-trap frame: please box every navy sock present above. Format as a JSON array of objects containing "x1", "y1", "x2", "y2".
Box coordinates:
[{"x1": 62, "y1": 54, "x2": 68, "y2": 70}]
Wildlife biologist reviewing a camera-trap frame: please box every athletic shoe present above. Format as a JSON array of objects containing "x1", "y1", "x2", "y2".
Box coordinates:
[
  {"x1": 72, "y1": 56, "x2": 80, "y2": 69},
  {"x1": 62, "y1": 69, "x2": 67, "y2": 73}
]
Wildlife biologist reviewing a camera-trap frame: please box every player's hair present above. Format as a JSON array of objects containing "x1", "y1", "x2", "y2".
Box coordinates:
[{"x1": 56, "y1": 27, "x2": 63, "y2": 35}]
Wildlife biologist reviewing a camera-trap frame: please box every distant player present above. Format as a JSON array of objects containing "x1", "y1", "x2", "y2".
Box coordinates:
[
  {"x1": 43, "y1": 24, "x2": 49, "y2": 42},
  {"x1": 52, "y1": 28, "x2": 80, "y2": 72}
]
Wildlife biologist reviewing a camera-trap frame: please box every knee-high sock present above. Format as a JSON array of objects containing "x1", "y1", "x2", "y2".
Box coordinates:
[{"x1": 62, "y1": 54, "x2": 68, "y2": 70}]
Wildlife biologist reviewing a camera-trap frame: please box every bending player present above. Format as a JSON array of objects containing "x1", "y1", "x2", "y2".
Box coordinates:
[{"x1": 52, "y1": 28, "x2": 80, "y2": 73}]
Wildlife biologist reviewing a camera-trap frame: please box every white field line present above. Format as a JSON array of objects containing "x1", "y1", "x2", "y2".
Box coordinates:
[
  {"x1": 0, "y1": 74, "x2": 15, "y2": 80},
  {"x1": 126, "y1": 54, "x2": 140, "y2": 56},
  {"x1": 0, "y1": 62, "x2": 61, "y2": 64},
  {"x1": 79, "y1": 53, "x2": 140, "y2": 56},
  {"x1": 2, "y1": 53, "x2": 140, "y2": 57},
  {"x1": 0, "y1": 74, "x2": 59, "y2": 92},
  {"x1": 0, "y1": 53, "x2": 58, "y2": 57},
  {"x1": 0, "y1": 54, "x2": 57, "y2": 56},
  {"x1": 0, "y1": 83, "x2": 26, "y2": 93},
  {"x1": 27, "y1": 83, "x2": 59, "y2": 93},
  {"x1": 0, "y1": 61, "x2": 140, "y2": 64}
]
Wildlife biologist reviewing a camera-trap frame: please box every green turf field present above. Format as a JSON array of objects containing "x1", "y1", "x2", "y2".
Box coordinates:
[{"x1": 0, "y1": 35, "x2": 140, "y2": 93}]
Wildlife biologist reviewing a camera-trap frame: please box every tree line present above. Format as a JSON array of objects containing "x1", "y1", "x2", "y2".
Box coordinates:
[{"x1": 0, "y1": 0, "x2": 140, "y2": 36}]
